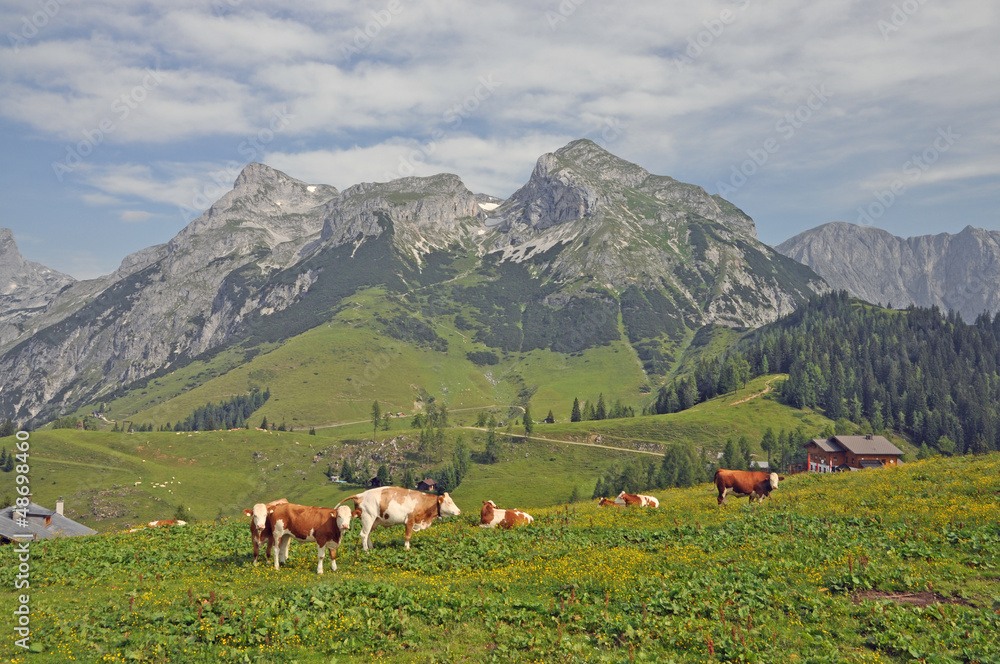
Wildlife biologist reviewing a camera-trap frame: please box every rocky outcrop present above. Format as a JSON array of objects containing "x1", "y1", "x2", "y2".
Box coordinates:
[
  {"x1": 0, "y1": 229, "x2": 75, "y2": 348},
  {"x1": 487, "y1": 140, "x2": 820, "y2": 327},
  {"x1": 0, "y1": 164, "x2": 337, "y2": 423},
  {"x1": 776, "y1": 222, "x2": 1000, "y2": 320}
]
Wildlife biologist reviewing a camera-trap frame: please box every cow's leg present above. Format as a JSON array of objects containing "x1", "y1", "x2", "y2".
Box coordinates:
[
  {"x1": 328, "y1": 543, "x2": 338, "y2": 572},
  {"x1": 316, "y1": 544, "x2": 324, "y2": 575},
  {"x1": 251, "y1": 527, "x2": 259, "y2": 563},
  {"x1": 279, "y1": 534, "x2": 291, "y2": 564},
  {"x1": 404, "y1": 516, "x2": 415, "y2": 550},
  {"x1": 272, "y1": 535, "x2": 283, "y2": 571},
  {"x1": 360, "y1": 513, "x2": 376, "y2": 551}
]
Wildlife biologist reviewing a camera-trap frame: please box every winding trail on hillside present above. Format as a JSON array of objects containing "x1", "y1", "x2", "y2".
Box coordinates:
[
  {"x1": 729, "y1": 378, "x2": 776, "y2": 406},
  {"x1": 459, "y1": 426, "x2": 665, "y2": 457}
]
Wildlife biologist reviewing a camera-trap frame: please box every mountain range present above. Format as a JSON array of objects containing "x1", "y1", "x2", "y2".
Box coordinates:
[
  {"x1": 1, "y1": 140, "x2": 995, "y2": 428},
  {"x1": 776, "y1": 222, "x2": 1000, "y2": 322}
]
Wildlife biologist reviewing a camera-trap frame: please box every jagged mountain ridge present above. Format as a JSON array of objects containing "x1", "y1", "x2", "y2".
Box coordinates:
[
  {"x1": 0, "y1": 140, "x2": 825, "y2": 425},
  {"x1": 0, "y1": 229, "x2": 76, "y2": 348},
  {"x1": 776, "y1": 222, "x2": 1000, "y2": 321}
]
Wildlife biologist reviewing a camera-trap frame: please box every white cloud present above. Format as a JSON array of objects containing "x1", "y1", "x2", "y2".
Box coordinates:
[{"x1": 119, "y1": 210, "x2": 153, "y2": 223}]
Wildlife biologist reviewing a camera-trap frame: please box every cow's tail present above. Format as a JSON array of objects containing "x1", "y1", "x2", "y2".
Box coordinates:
[{"x1": 335, "y1": 494, "x2": 363, "y2": 510}]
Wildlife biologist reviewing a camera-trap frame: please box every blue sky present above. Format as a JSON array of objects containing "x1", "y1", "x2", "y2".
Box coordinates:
[{"x1": 1, "y1": 0, "x2": 997, "y2": 279}]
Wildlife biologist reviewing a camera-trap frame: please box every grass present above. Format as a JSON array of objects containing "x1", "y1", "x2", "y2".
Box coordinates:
[
  {"x1": 16, "y1": 374, "x2": 896, "y2": 534},
  {"x1": 2, "y1": 453, "x2": 998, "y2": 663}
]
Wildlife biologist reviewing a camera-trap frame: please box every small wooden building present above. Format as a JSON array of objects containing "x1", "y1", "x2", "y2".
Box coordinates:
[
  {"x1": 804, "y1": 434, "x2": 904, "y2": 473},
  {"x1": 415, "y1": 478, "x2": 436, "y2": 492}
]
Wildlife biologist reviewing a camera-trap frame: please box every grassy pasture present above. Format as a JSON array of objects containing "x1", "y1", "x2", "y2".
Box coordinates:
[{"x1": 1, "y1": 454, "x2": 998, "y2": 663}]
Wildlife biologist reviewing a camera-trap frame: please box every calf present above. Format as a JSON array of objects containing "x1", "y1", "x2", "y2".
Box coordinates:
[
  {"x1": 714, "y1": 469, "x2": 783, "y2": 505},
  {"x1": 479, "y1": 500, "x2": 533, "y2": 529},
  {"x1": 339, "y1": 487, "x2": 461, "y2": 550},
  {"x1": 266, "y1": 502, "x2": 359, "y2": 574},
  {"x1": 243, "y1": 498, "x2": 288, "y2": 564},
  {"x1": 614, "y1": 491, "x2": 659, "y2": 508}
]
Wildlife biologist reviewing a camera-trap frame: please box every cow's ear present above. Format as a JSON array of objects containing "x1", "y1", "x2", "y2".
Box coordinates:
[
  {"x1": 438, "y1": 495, "x2": 444, "y2": 504},
  {"x1": 351, "y1": 508, "x2": 362, "y2": 518},
  {"x1": 242, "y1": 508, "x2": 252, "y2": 517}
]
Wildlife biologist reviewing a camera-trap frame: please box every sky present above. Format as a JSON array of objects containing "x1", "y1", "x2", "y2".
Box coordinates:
[{"x1": 1, "y1": 0, "x2": 997, "y2": 279}]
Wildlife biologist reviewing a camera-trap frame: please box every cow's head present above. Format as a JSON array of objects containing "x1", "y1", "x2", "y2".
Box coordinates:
[
  {"x1": 249, "y1": 503, "x2": 269, "y2": 531},
  {"x1": 438, "y1": 492, "x2": 461, "y2": 517},
  {"x1": 768, "y1": 472, "x2": 780, "y2": 490},
  {"x1": 335, "y1": 504, "x2": 356, "y2": 531}
]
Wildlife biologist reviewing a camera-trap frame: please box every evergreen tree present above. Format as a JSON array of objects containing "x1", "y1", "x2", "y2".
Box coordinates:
[
  {"x1": 570, "y1": 398, "x2": 581, "y2": 422},
  {"x1": 592, "y1": 477, "x2": 606, "y2": 499},
  {"x1": 4, "y1": 454, "x2": 14, "y2": 473},
  {"x1": 595, "y1": 394, "x2": 607, "y2": 420},
  {"x1": 936, "y1": 435, "x2": 956, "y2": 456},
  {"x1": 916, "y1": 443, "x2": 931, "y2": 460},
  {"x1": 0, "y1": 419, "x2": 15, "y2": 437},
  {"x1": 371, "y1": 401, "x2": 381, "y2": 442},
  {"x1": 545, "y1": 409, "x2": 555, "y2": 424},
  {"x1": 376, "y1": 463, "x2": 391, "y2": 486},
  {"x1": 484, "y1": 420, "x2": 501, "y2": 464},
  {"x1": 402, "y1": 467, "x2": 416, "y2": 490},
  {"x1": 760, "y1": 427, "x2": 776, "y2": 463},
  {"x1": 523, "y1": 406, "x2": 533, "y2": 435},
  {"x1": 476, "y1": 411, "x2": 489, "y2": 427},
  {"x1": 260, "y1": 416, "x2": 268, "y2": 430}
]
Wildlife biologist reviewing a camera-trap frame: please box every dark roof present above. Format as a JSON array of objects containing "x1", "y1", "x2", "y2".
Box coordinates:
[
  {"x1": 806, "y1": 435, "x2": 903, "y2": 457},
  {"x1": 0, "y1": 502, "x2": 97, "y2": 542},
  {"x1": 417, "y1": 478, "x2": 436, "y2": 485},
  {"x1": 810, "y1": 438, "x2": 840, "y2": 453},
  {"x1": 860, "y1": 459, "x2": 886, "y2": 468},
  {"x1": 833, "y1": 435, "x2": 904, "y2": 456}
]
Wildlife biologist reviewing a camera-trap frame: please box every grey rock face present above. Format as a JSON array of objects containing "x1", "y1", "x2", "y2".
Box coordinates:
[
  {"x1": 0, "y1": 229, "x2": 75, "y2": 348},
  {"x1": 488, "y1": 140, "x2": 819, "y2": 328},
  {"x1": 0, "y1": 164, "x2": 337, "y2": 423},
  {"x1": 776, "y1": 222, "x2": 1000, "y2": 320}
]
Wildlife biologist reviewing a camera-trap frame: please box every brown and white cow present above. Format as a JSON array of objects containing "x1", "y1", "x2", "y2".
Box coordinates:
[
  {"x1": 338, "y1": 487, "x2": 461, "y2": 551},
  {"x1": 614, "y1": 491, "x2": 660, "y2": 508},
  {"x1": 147, "y1": 519, "x2": 187, "y2": 527},
  {"x1": 714, "y1": 469, "x2": 783, "y2": 505},
  {"x1": 265, "y1": 502, "x2": 359, "y2": 574},
  {"x1": 242, "y1": 498, "x2": 288, "y2": 564},
  {"x1": 479, "y1": 500, "x2": 533, "y2": 529}
]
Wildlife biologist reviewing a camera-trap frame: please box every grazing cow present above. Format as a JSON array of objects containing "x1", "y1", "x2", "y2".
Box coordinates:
[
  {"x1": 614, "y1": 491, "x2": 660, "y2": 508},
  {"x1": 266, "y1": 502, "x2": 359, "y2": 574},
  {"x1": 338, "y1": 487, "x2": 461, "y2": 550},
  {"x1": 714, "y1": 469, "x2": 783, "y2": 505},
  {"x1": 242, "y1": 498, "x2": 288, "y2": 564},
  {"x1": 479, "y1": 500, "x2": 533, "y2": 529}
]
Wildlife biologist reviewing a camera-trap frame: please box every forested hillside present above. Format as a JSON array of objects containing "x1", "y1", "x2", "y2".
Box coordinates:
[{"x1": 656, "y1": 292, "x2": 1000, "y2": 454}]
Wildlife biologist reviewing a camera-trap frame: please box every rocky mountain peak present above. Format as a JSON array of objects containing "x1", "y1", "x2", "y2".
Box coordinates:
[
  {"x1": 776, "y1": 222, "x2": 1000, "y2": 320},
  {"x1": 551, "y1": 139, "x2": 650, "y2": 188}
]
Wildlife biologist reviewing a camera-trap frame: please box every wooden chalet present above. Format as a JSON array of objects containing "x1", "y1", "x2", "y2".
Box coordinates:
[
  {"x1": 805, "y1": 434, "x2": 904, "y2": 473},
  {"x1": 415, "y1": 478, "x2": 436, "y2": 492}
]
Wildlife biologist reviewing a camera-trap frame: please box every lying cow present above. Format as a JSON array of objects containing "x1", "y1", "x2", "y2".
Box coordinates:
[
  {"x1": 479, "y1": 500, "x2": 533, "y2": 529},
  {"x1": 338, "y1": 487, "x2": 461, "y2": 550},
  {"x1": 266, "y1": 502, "x2": 359, "y2": 574},
  {"x1": 243, "y1": 498, "x2": 288, "y2": 564},
  {"x1": 714, "y1": 469, "x2": 783, "y2": 505},
  {"x1": 598, "y1": 497, "x2": 618, "y2": 507},
  {"x1": 615, "y1": 491, "x2": 659, "y2": 508}
]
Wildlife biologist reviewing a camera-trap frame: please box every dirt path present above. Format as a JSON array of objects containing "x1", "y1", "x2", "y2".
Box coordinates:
[
  {"x1": 459, "y1": 427, "x2": 664, "y2": 457},
  {"x1": 729, "y1": 378, "x2": 775, "y2": 406}
]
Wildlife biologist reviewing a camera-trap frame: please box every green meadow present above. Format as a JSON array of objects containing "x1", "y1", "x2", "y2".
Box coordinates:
[{"x1": 2, "y1": 453, "x2": 998, "y2": 663}]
